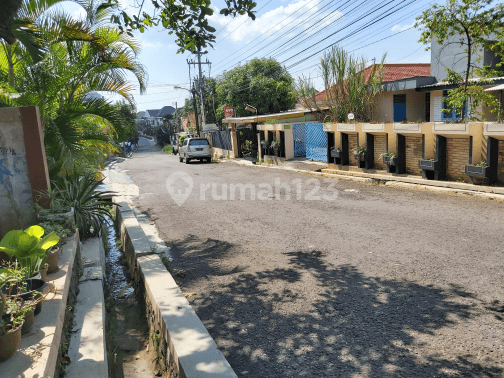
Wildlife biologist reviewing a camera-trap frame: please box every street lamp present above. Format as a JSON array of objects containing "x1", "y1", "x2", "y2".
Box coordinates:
[
  {"x1": 174, "y1": 85, "x2": 200, "y2": 135},
  {"x1": 245, "y1": 104, "x2": 257, "y2": 120}
]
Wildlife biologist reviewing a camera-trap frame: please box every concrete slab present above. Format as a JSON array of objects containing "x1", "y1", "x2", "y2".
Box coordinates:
[
  {"x1": 66, "y1": 280, "x2": 107, "y2": 378},
  {"x1": 67, "y1": 238, "x2": 108, "y2": 378}
]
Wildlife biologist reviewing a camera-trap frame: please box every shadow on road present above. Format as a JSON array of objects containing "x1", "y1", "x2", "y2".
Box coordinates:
[{"x1": 169, "y1": 236, "x2": 502, "y2": 378}]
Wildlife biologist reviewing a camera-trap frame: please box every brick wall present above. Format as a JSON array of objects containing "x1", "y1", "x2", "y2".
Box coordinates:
[
  {"x1": 348, "y1": 134, "x2": 359, "y2": 166},
  {"x1": 498, "y1": 141, "x2": 504, "y2": 183},
  {"x1": 446, "y1": 137, "x2": 470, "y2": 181},
  {"x1": 405, "y1": 136, "x2": 423, "y2": 175},
  {"x1": 373, "y1": 135, "x2": 387, "y2": 169}
]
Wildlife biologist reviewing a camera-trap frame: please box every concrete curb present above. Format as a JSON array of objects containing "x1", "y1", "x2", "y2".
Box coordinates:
[
  {"x1": 115, "y1": 205, "x2": 238, "y2": 378},
  {"x1": 225, "y1": 159, "x2": 504, "y2": 201}
]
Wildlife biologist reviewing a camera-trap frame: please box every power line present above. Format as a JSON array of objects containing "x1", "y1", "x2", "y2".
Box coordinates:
[
  {"x1": 211, "y1": 0, "x2": 329, "y2": 72},
  {"x1": 284, "y1": 0, "x2": 419, "y2": 69}
]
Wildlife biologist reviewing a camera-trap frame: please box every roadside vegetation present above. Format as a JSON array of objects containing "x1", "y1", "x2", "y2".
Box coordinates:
[{"x1": 297, "y1": 46, "x2": 386, "y2": 123}]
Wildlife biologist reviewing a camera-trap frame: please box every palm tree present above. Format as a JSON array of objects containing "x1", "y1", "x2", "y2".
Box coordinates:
[{"x1": 0, "y1": 0, "x2": 147, "y2": 177}]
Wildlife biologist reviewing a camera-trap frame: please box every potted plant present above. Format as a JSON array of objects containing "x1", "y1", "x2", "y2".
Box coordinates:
[
  {"x1": 330, "y1": 147, "x2": 342, "y2": 158},
  {"x1": 465, "y1": 160, "x2": 489, "y2": 178},
  {"x1": 0, "y1": 226, "x2": 59, "y2": 279},
  {"x1": 383, "y1": 152, "x2": 397, "y2": 166},
  {"x1": 271, "y1": 141, "x2": 281, "y2": 157},
  {"x1": 0, "y1": 265, "x2": 37, "y2": 361},
  {"x1": 0, "y1": 292, "x2": 24, "y2": 362},
  {"x1": 0, "y1": 226, "x2": 58, "y2": 315},
  {"x1": 353, "y1": 146, "x2": 366, "y2": 161},
  {"x1": 418, "y1": 158, "x2": 439, "y2": 171}
]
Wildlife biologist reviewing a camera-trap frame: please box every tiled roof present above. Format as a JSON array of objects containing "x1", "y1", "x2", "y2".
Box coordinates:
[
  {"x1": 315, "y1": 64, "x2": 431, "y2": 100},
  {"x1": 365, "y1": 63, "x2": 431, "y2": 83}
]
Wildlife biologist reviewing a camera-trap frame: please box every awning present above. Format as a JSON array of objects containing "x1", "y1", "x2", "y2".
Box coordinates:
[{"x1": 485, "y1": 84, "x2": 504, "y2": 91}]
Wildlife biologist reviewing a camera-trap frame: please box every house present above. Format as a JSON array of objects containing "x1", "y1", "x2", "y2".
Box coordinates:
[
  {"x1": 158, "y1": 106, "x2": 176, "y2": 119},
  {"x1": 144, "y1": 109, "x2": 163, "y2": 126},
  {"x1": 374, "y1": 35, "x2": 504, "y2": 123}
]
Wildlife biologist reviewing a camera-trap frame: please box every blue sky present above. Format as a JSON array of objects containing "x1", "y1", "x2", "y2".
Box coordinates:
[{"x1": 74, "y1": 0, "x2": 435, "y2": 112}]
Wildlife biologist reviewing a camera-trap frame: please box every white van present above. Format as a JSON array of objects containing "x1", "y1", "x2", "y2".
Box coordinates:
[{"x1": 179, "y1": 138, "x2": 211, "y2": 164}]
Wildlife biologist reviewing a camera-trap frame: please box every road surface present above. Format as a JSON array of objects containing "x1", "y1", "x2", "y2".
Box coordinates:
[{"x1": 116, "y1": 138, "x2": 504, "y2": 378}]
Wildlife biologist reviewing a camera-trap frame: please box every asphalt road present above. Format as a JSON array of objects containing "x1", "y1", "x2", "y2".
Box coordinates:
[{"x1": 118, "y1": 139, "x2": 504, "y2": 378}]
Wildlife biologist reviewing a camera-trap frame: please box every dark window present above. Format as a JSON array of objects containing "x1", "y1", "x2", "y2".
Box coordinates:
[
  {"x1": 189, "y1": 140, "x2": 209, "y2": 146},
  {"x1": 393, "y1": 94, "x2": 406, "y2": 104},
  {"x1": 425, "y1": 92, "x2": 431, "y2": 122}
]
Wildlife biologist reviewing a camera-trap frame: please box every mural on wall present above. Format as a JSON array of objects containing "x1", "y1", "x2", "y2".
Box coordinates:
[{"x1": 0, "y1": 109, "x2": 36, "y2": 237}]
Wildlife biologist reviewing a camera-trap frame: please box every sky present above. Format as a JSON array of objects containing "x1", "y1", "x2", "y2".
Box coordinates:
[{"x1": 70, "y1": 0, "x2": 435, "y2": 112}]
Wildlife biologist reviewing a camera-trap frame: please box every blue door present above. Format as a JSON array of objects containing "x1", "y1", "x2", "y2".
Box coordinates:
[
  {"x1": 305, "y1": 123, "x2": 327, "y2": 162},
  {"x1": 393, "y1": 94, "x2": 406, "y2": 122},
  {"x1": 293, "y1": 123, "x2": 306, "y2": 157}
]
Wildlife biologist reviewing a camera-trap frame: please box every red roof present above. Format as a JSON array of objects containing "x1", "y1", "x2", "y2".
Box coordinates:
[
  {"x1": 315, "y1": 63, "x2": 431, "y2": 100},
  {"x1": 365, "y1": 63, "x2": 431, "y2": 83}
]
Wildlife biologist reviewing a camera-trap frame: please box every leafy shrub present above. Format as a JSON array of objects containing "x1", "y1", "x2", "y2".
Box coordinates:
[{"x1": 54, "y1": 173, "x2": 114, "y2": 238}]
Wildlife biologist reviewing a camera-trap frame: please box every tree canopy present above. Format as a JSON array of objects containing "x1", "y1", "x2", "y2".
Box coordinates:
[
  {"x1": 415, "y1": 0, "x2": 504, "y2": 120},
  {"x1": 109, "y1": 0, "x2": 257, "y2": 53},
  {"x1": 214, "y1": 58, "x2": 296, "y2": 121}
]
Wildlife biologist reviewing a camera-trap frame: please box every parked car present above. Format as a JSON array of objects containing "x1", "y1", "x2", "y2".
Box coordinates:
[
  {"x1": 172, "y1": 132, "x2": 194, "y2": 155},
  {"x1": 179, "y1": 138, "x2": 211, "y2": 164}
]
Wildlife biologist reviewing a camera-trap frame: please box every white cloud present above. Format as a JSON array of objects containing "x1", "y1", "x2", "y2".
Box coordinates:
[
  {"x1": 208, "y1": 0, "x2": 343, "y2": 43},
  {"x1": 391, "y1": 23, "x2": 415, "y2": 32}
]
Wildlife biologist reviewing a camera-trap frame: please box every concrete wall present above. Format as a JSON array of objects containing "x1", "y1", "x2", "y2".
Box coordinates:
[
  {"x1": 256, "y1": 123, "x2": 294, "y2": 160},
  {"x1": 325, "y1": 122, "x2": 504, "y2": 183},
  {"x1": 431, "y1": 34, "x2": 485, "y2": 82},
  {"x1": 0, "y1": 106, "x2": 50, "y2": 238}
]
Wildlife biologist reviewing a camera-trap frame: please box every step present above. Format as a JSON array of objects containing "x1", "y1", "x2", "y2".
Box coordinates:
[
  {"x1": 321, "y1": 168, "x2": 504, "y2": 195},
  {"x1": 66, "y1": 237, "x2": 108, "y2": 378}
]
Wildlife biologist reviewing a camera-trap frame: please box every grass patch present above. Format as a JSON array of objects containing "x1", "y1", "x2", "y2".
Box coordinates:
[
  {"x1": 211, "y1": 157, "x2": 220, "y2": 163},
  {"x1": 160, "y1": 254, "x2": 172, "y2": 272},
  {"x1": 163, "y1": 145, "x2": 173, "y2": 154}
]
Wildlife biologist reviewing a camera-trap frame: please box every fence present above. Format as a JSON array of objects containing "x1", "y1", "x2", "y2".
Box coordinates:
[{"x1": 210, "y1": 130, "x2": 233, "y2": 151}]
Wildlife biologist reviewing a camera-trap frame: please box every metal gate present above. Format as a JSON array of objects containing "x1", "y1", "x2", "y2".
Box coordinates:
[
  {"x1": 305, "y1": 123, "x2": 327, "y2": 162},
  {"x1": 293, "y1": 123, "x2": 306, "y2": 157}
]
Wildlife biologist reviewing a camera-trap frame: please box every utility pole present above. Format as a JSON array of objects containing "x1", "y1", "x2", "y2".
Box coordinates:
[
  {"x1": 191, "y1": 85, "x2": 200, "y2": 135},
  {"x1": 187, "y1": 49, "x2": 211, "y2": 135}
]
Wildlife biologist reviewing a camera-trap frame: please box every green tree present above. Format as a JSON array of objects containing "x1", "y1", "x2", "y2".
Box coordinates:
[
  {"x1": 297, "y1": 46, "x2": 385, "y2": 123},
  {"x1": 416, "y1": 0, "x2": 504, "y2": 120},
  {"x1": 215, "y1": 58, "x2": 296, "y2": 119},
  {"x1": 114, "y1": 101, "x2": 138, "y2": 142},
  {"x1": 106, "y1": 0, "x2": 256, "y2": 53}
]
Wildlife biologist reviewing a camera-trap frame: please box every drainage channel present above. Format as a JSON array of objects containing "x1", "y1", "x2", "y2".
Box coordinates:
[{"x1": 102, "y1": 217, "x2": 158, "y2": 377}]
